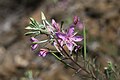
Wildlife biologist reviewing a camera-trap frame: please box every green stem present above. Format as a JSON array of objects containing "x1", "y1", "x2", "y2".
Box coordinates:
[{"x1": 83, "y1": 26, "x2": 87, "y2": 60}]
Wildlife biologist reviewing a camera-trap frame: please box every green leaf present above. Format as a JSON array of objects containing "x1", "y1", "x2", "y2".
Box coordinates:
[
  {"x1": 41, "y1": 12, "x2": 46, "y2": 20},
  {"x1": 25, "y1": 26, "x2": 39, "y2": 30},
  {"x1": 24, "y1": 31, "x2": 40, "y2": 36},
  {"x1": 25, "y1": 17, "x2": 45, "y2": 31},
  {"x1": 33, "y1": 39, "x2": 48, "y2": 44},
  {"x1": 29, "y1": 18, "x2": 44, "y2": 28},
  {"x1": 29, "y1": 18, "x2": 37, "y2": 27}
]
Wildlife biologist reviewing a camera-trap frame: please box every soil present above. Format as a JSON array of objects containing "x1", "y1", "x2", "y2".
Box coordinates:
[{"x1": 0, "y1": 0, "x2": 120, "y2": 80}]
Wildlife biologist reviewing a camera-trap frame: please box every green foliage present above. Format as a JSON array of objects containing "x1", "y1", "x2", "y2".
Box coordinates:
[{"x1": 25, "y1": 17, "x2": 47, "y2": 36}]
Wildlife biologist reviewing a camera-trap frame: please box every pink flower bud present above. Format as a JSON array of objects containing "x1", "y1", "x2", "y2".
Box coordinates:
[{"x1": 38, "y1": 49, "x2": 49, "y2": 57}]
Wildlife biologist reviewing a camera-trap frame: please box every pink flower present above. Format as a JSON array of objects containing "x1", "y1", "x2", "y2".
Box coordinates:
[
  {"x1": 30, "y1": 37, "x2": 38, "y2": 50},
  {"x1": 52, "y1": 19, "x2": 60, "y2": 32},
  {"x1": 38, "y1": 49, "x2": 49, "y2": 57},
  {"x1": 56, "y1": 26, "x2": 83, "y2": 51},
  {"x1": 52, "y1": 19, "x2": 64, "y2": 46},
  {"x1": 73, "y1": 16, "x2": 83, "y2": 30},
  {"x1": 54, "y1": 38, "x2": 64, "y2": 46},
  {"x1": 46, "y1": 19, "x2": 60, "y2": 33}
]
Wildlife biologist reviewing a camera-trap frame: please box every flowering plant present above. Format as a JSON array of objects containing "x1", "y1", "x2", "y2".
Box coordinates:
[{"x1": 25, "y1": 12, "x2": 120, "y2": 80}]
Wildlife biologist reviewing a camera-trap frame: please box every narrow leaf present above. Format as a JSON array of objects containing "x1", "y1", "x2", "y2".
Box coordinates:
[
  {"x1": 25, "y1": 26, "x2": 36, "y2": 30},
  {"x1": 24, "y1": 31, "x2": 40, "y2": 36},
  {"x1": 41, "y1": 12, "x2": 46, "y2": 20}
]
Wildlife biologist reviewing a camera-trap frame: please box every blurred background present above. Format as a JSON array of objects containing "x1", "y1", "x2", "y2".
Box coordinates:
[{"x1": 0, "y1": 0, "x2": 120, "y2": 80}]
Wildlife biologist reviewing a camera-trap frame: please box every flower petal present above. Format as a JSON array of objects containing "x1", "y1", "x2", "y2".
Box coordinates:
[
  {"x1": 58, "y1": 39, "x2": 64, "y2": 46},
  {"x1": 40, "y1": 51, "x2": 47, "y2": 57},
  {"x1": 72, "y1": 36, "x2": 83, "y2": 42},
  {"x1": 30, "y1": 37, "x2": 38, "y2": 42},
  {"x1": 73, "y1": 16, "x2": 79, "y2": 25},
  {"x1": 38, "y1": 49, "x2": 48, "y2": 57},
  {"x1": 56, "y1": 32, "x2": 66, "y2": 40},
  {"x1": 66, "y1": 42, "x2": 73, "y2": 51},
  {"x1": 52, "y1": 19, "x2": 60, "y2": 31},
  {"x1": 52, "y1": 19, "x2": 56, "y2": 26},
  {"x1": 67, "y1": 26, "x2": 75, "y2": 36},
  {"x1": 31, "y1": 44, "x2": 38, "y2": 50},
  {"x1": 42, "y1": 53, "x2": 47, "y2": 57}
]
